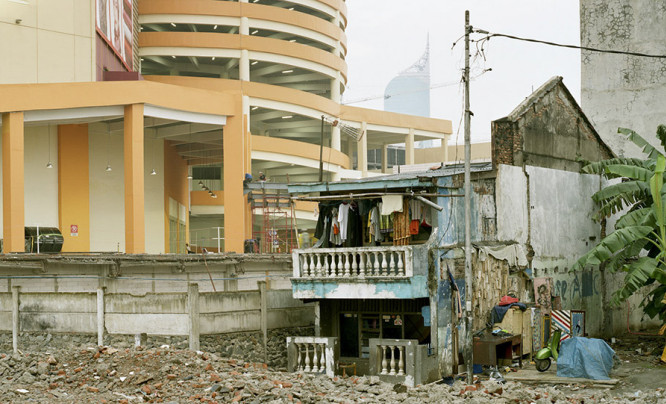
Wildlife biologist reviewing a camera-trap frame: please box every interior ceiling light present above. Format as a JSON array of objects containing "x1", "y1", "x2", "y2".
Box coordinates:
[
  {"x1": 171, "y1": 55, "x2": 176, "y2": 59},
  {"x1": 252, "y1": 0, "x2": 259, "y2": 3},
  {"x1": 282, "y1": 69, "x2": 293, "y2": 74},
  {"x1": 105, "y1": 164, "x2": 112, "y2": 172},
  {"x1": 251, "y1": 106, "x2": 259, "y2": 111},
  {"x1": 251, "y1": 61, "x2": 258, "y2": 65},
  {"x1": 170, "y1": 22, "x2": 176, "y2": 27},
  {"x1": 282, "y1": 115, "x2": 293, "y2": 119},
  {"x1": 251, "y1": 30, "x2": 259, "y2": 35},
  {"x1": 212, "y1": 57, "x2": 216, "y2": 61},
  {"x1": 289, "y1": 39, "x2": 296, "y2": 42},
  {"x1": 150, "y1": 168, "x2": 157, "y2": 176},
  {"x1": 213, "y1": 24, "x2": 218, "y2": 29},
  {"x1": 288, "y1": 7, "x2": 294, "y2": 11}
]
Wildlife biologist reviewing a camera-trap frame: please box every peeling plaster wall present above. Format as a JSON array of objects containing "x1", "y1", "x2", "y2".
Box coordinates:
[
  {"x1": 581, "y1": 0, "x2": 666, "y2": 157},
  {"x1": 496, "y1": 165, "x2": 528, "y2": 244},
  {"x1": 496, "y1": 164, "x2": 660, "y2": 335}
]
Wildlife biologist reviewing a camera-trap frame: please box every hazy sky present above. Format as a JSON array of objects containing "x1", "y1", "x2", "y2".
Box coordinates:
[{"x1": 343, "y1": 1, "x2": 581, "y2": 144}]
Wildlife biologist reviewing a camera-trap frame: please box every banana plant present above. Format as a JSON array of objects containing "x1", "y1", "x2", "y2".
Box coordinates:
[{"x1": 573, "y1": 125, "x2": 666, "y2": 322}]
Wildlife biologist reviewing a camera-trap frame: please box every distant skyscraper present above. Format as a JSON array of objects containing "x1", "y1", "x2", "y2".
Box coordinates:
[
  {"x1": 384, "y1": 40, "x2": 433, "y2": 147},
  {"x1": 384, "y1": 40, "x2": 430, "y2": 117}
]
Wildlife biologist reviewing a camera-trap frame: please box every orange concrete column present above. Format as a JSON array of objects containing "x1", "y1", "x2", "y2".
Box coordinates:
[
  {"x1": 2, "y1": 112, "x2": 24, "y2": 253},
  {"x1": 244, "y1": 114, "x2": 253, "y2": 241},
  {"x1": 58, "y1": 124, "x2": 90, "y2": 252},
  {"x1": 223, "y1": 100, "x2": 247, "y2": 253},
  {"x1": 124, "y1": 104, "x2": 145, "y2": 253}
]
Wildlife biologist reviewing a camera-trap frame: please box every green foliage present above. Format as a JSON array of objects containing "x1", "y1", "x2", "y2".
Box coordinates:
[{"x1": 575, "y1": 126, "x2": 666, "y2": 323}]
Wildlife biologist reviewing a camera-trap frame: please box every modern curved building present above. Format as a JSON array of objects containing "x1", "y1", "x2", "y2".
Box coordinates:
[
  {"x1": 384, "y1": 41, "x2": 430, "y2": 118},
  {"x1": 0, "y1": 0, "x2": 452, "y2": 254}
]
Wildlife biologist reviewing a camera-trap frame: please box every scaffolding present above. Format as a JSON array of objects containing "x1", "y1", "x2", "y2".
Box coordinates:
[{"x1": 247, "y1": 183, "x2": 298, "y2": 254}]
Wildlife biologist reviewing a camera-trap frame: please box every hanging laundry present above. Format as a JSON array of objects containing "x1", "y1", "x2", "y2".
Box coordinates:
[
  {"x1": 381, "y1": 195, "x2": 403, "y2": 215},
  {"x1": 329, "y1": 207, "x2": 342, "y2": 245},
  {"x1": 338, "y1": 202, "x2": 350, "y2": 241},
  {"x1": 369, "y1": 205, "x2": 383, "y2": 243},
  {"x1": 345, "y1": 202, "x2": 363, "y2": 247},
  {"x1": 410, "y1": 199, "x2": 423, "y2": 222}
]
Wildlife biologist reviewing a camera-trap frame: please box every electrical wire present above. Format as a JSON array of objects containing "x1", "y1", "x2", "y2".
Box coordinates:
[{"x1": 475, "y1": 31, "x2": 666, "y2": 59}]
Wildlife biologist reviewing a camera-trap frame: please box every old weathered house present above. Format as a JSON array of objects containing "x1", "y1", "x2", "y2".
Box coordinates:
[{"x1": 285, "y1": 77, "x2": 654, "y2": 385}]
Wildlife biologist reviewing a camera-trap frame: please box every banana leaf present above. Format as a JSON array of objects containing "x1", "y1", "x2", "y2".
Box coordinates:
[
  {"x1": 619, "y1": 127, "x2": 664, "y2": 159},
  {"x1": 572, "y1": 226, "x2": 654, "y2": 271},
  {"x1": 611, "y1": 257, "x2": 659, "y2": 304}
]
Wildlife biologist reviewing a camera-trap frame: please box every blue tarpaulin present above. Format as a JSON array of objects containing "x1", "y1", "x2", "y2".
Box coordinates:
[{"x1": 556, "y1": 337, "x2": 615, "y2": 380}]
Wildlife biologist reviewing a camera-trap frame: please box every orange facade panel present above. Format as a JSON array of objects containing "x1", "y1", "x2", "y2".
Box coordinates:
[{"x1": 58, "y1": 124, "x2": 90, "y2": 252}]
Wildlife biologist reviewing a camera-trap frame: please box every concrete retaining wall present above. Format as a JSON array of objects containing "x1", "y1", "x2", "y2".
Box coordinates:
[
  {"x1": 0, "y1": 289, "x2": 313, "y2": 336},
  {"x1": 0, "y1": 254, "x2": 313, "y2": 339}
]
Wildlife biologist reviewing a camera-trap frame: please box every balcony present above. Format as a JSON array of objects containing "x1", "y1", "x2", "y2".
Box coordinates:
[
  {"x1": 291, "y1": 244, "x2": 430, "y2": 299},
  {"x1": 286, "y1": 337, "x2": 339, "y2": 378},
  {"x1": 294, "y1": 246, "x2": 413, "y2": 279},
  {"x1": 368, "y1": 339, "x2": 438, "y2": 387}
]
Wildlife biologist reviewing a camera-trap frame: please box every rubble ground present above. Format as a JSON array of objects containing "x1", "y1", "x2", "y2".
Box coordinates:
[{"x1": 0, "y1": 332, "x2": 664, "y2": 403}]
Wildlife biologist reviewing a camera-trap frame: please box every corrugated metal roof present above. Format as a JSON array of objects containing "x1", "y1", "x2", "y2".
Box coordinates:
[{"x1": 288, "y1": 162, "x2": 493, "y2": 193}]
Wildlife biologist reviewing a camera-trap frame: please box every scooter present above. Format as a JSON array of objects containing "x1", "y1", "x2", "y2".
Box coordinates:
[{"x1": 534, "y1": 329, "x2": 562, "y2": 372}]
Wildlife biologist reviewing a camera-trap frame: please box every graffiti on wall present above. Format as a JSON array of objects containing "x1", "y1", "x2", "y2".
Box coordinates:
[
  {"x1": 552, "y1": 271, "x2": 600, "y2": 304},
  {"x1": 534, "y1": 277, "x2": 553, "y2": 313}
]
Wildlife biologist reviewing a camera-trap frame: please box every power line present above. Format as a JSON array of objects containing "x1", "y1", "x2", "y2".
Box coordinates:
[
  {"x1": 476, "y1": 31, "x2": 666, "y2": 59},
  {"x1": 342, "y1": 71, "x2": 490, "y2": 106}
]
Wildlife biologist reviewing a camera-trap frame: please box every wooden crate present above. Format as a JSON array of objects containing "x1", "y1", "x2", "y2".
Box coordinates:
[{"x1": 496, "y1": 307, "x2": 532, "y2": 355}]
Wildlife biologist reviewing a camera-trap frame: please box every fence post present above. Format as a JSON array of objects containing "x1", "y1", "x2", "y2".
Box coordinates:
[
  {"x1": 188, "y1": 283, "x2": 200, "y2": 351},
  {"x1": 258, "y1": 281, "x2": 268, "y2": 363},
  {"x1": 12, "y1": 286, "x2": 20, "y2": 354},
  {"x1": 97, "y1": 288, "x2": 105, "y2": 346}
]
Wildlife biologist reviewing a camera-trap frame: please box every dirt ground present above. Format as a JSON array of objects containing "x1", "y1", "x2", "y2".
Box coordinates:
[{"x1": 0, "y1": 332, "x2": 663, "y2": 403}]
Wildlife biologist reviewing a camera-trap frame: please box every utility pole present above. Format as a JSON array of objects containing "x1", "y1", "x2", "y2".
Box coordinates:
[{"x1": 463, "y1": 9, "x2": 474, "y2": 385}]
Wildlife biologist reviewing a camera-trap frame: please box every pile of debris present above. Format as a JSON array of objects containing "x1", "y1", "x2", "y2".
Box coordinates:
[{"x1": 0, "y1": 334, "x2": 664, "y2": 403}]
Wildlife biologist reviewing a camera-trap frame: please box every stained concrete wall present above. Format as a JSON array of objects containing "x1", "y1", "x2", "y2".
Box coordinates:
[
  {"x1": 0, "y1": 254, "x2": 312, "y2": 336},
  {"x1": 496, "y1": 164, "x2": 661, "y2": 335},
  {"x1": 581, "y1": 0, "x2": 666, "y2": 157}
]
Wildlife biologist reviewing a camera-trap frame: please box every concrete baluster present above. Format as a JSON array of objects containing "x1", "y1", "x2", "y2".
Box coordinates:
[
  {"x1": 312, "y1": 343, "x2": 319, "y2": 372},
  {"x1": 323, "y1": 253, "x2": 330, "y2": 276},
  {"x1": 343, "y1": 253, "x2": 351, "y2": 277},
  {"x1": 381, "y1": 345, "x2": 388, "y2": 374},
  {"x1": 388, "y1": 252, "x2": 396, "y2": 276},
  {"x1": 381, "y1": 252, "x2": 388, "y2": 276},
  {"x1": 302, "y1": 255, "x2": 310, "y2": 277},
  {"x1": 319, "y1": 343, "x2": 326, "y2": 372},
  {"x1": 373, "y1": 252, "x2": 380, "y2": 276},
  {"x1": 304, "y1": 344, "x2": 311, "y2": 372},
  {"x1": 389, "y1": 345, "x2": 396, "y2": 375},
  {"x1": 398, "y1": 346, "x2": 405, "y2": 376},
  {"x1": 358, "y1": 252, "x2": 366, "y2": 277},
  {"x1": 315, "y1": 254, "x2": 322, "y2": 276},
  {"x1": 351, "y1": 253, "x2": 358, "y2": 277},
  {"x1": 397, "y1": 252, "x2": 404, "y2": 276},
  {"x1": 329, "y1": 253, "x2": 337, "y2": 277},
  {"x1": 296, "y1": 343, "x2": 303, "y2": 371}
]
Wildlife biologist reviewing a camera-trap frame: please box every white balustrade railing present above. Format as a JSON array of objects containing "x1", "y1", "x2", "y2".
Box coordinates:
[
  {"x1": 380, "y1": 344, "x2": 406, "y2": 376},
  {"x1": 292, "y1": 246, "x2": 413, "y2": 279},
  {"x1": 287, "y1": 336, "x2": 338, "y2": 378},
  {"x1": 369, "y1": 339, "x2": 424, "y2": 387}
]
